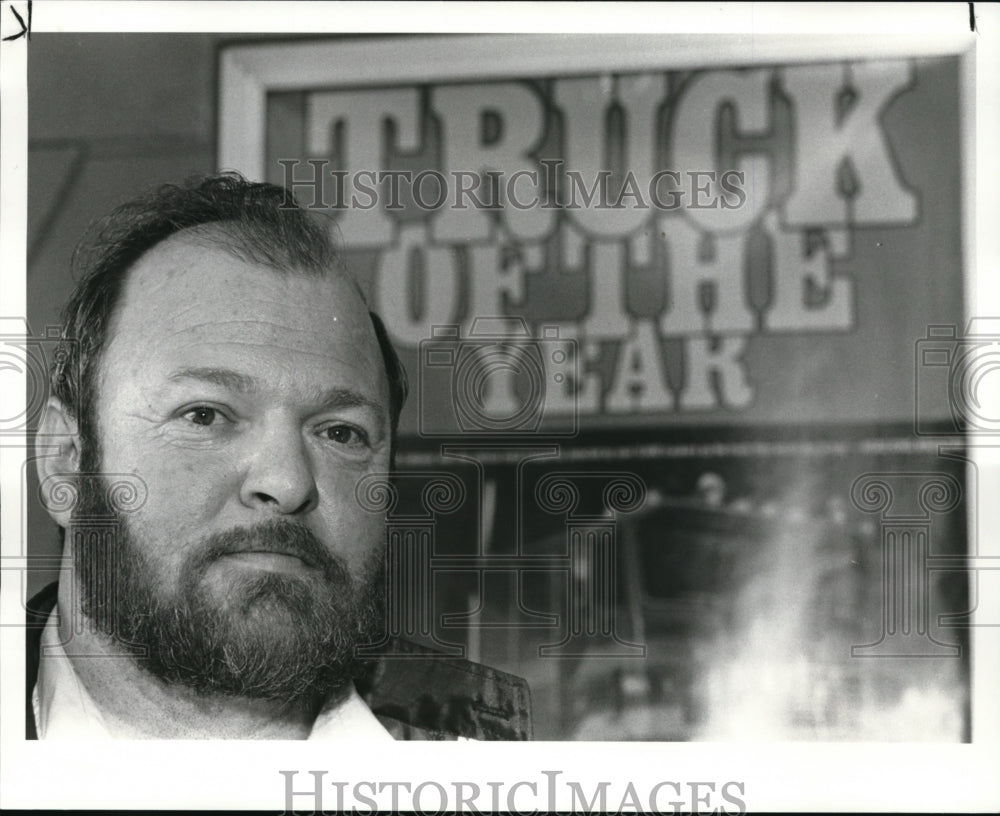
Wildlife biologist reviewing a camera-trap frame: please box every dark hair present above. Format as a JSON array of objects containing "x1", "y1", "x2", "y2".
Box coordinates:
[{"x1": 51, "y1": 172, "x2": 408, "y2": 456}]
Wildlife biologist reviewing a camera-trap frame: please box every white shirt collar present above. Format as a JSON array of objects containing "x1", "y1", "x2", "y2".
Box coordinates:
[{"x1": 33, "y1": 609, "x2": 392, "y2": 740}]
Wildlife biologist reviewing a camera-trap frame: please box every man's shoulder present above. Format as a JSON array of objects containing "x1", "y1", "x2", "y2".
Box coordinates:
[
  {"x1": 25, "y1": 582, "x2": 59, "y2": 739},
  {"x1": 356, "y1": 638, "x2": 532, "y2": 741},
  {"x1": 26, "y1": 581, "x2": 58, "y2": 625}
]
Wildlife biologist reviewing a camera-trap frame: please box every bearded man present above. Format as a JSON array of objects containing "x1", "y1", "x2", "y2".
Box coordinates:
[{"x1": 27, "y1": 174, "x2": 531, "y2": 740}]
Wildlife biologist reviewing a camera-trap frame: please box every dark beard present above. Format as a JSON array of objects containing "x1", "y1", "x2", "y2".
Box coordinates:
[{"x1": 70, "y1": 459, "x2": 385, "y2": 705}]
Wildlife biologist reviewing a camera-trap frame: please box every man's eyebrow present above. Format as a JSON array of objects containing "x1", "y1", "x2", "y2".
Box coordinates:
[
  {"x1": 313, "y1": 387, "x2": 387, "y2": 423},
  {"x1": 168, "y1": 367, "x2": 257, "y2": 393},
  {"x1": 166, "y1": 367, "x2": 387, "y2": 421}
]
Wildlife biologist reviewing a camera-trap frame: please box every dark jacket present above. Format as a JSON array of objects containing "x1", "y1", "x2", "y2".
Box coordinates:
[{"x1": 25, "y1": 583, "x2": 531, "y2": 740}]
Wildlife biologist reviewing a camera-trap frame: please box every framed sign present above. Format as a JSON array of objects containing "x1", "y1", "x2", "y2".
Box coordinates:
[{"x1": 220, "y1": 34, "x2": 969, "y2": 436}]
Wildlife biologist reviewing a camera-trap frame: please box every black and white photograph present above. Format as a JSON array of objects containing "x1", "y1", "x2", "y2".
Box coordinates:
[{"x1": 1, "y1": 2, "x2": 998, "y2": 812}]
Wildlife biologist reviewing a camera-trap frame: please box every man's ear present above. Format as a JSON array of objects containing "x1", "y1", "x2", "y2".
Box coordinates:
[{"x1": 35, "y1": 397, "x2": 81, "y2": 527}]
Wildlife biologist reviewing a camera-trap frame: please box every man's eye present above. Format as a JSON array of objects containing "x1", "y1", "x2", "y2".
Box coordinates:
[
  {"x1": 183, "y1": 407, "x2": 222, "y2": 426},
  {"x1": 322, "y1": 425, "x2": 368, "y2": 446}
]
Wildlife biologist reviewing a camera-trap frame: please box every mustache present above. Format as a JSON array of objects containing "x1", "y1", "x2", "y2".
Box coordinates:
[{"x1": 190, "y1": 519, "x2": 344, "y2": 580}]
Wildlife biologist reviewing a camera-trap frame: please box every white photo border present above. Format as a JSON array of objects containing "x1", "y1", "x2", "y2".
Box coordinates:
[{"x1": 1, "y1": 3, "x2": 998, "y2": 813}]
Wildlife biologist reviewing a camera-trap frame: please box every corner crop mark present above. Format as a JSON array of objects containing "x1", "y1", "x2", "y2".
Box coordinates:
[{"x1": 2, "y1": 0, "x2": 31, "y2": 41}]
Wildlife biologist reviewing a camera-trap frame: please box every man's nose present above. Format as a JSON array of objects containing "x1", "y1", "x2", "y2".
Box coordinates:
[{"x1": 239, "y1": 424, "x2": 318, "y2": 515}]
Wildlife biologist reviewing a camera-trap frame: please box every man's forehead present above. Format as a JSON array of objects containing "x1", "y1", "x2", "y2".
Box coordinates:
[
  {"x1": 118, "y1": 232, "x2": 369, "y2": 332},
  {"x1": 100, "y1": 232, "x2": 386, "y2": 396}
]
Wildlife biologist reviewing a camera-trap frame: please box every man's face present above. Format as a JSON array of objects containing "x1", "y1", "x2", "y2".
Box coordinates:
[{"x1": 74, "y1": 231, "x2": 392, "y2": 700}]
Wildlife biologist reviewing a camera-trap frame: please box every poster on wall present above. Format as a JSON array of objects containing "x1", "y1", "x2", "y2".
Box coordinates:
[{"x1": 220, "y1": 35, "x2": 973, "y2": 741}]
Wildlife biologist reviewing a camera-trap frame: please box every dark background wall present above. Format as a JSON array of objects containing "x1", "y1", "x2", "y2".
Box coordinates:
[{"x1": 29, "y1": 34, "x2": 219, "y2": 329}]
